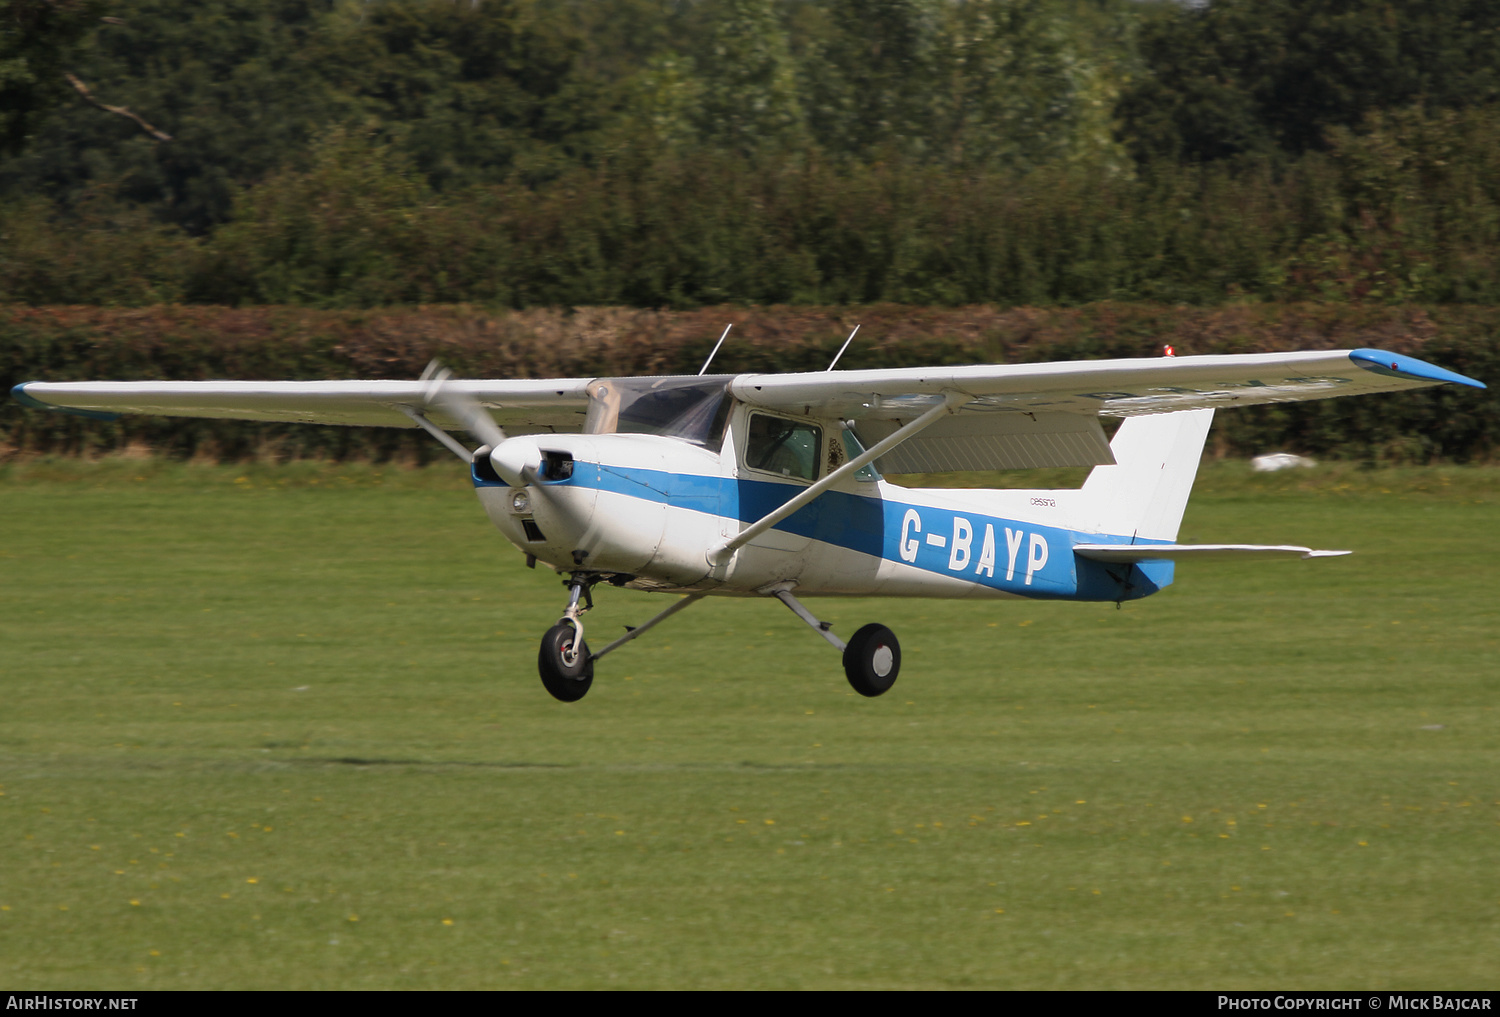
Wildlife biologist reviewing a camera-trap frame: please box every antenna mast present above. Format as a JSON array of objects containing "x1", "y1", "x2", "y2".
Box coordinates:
[
  {"x1": 698, "y1": 324, "x2": 734, "y2": 376},
  {"x1": 826, "y1": 324, "x2": 860, "y2": 371}
]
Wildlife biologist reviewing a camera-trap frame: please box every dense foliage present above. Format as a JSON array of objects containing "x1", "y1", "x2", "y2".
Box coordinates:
[
  {"x1": 4, "y1": 0, "x2": 1500, "y2": 308},
  {"x1": 1118, "y1": 0, "x2": 1500, "y2": 162}
]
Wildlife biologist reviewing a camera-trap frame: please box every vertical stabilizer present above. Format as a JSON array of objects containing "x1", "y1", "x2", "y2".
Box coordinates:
[{"x1": 1078, "y1": 409, "x2": 1214, "y2": 541}]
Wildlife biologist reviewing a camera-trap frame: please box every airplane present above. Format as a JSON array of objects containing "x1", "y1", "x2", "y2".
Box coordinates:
[{"x1": 11, "y1": 342, "x2": 1485, "y2": 702}]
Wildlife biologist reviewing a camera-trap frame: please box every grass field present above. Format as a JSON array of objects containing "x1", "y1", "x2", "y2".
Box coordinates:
[{"x1": 2, "y1": 456, "x2": 1497, "y2": 989}]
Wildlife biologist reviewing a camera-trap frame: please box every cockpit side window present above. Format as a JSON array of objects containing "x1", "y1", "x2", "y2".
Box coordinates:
[
  {"x1": 584, "y1": 376, "x2": 733, "y2": 451},
  {"x1": 745, "y1": 414, "x2": 822, "y2": 482}
]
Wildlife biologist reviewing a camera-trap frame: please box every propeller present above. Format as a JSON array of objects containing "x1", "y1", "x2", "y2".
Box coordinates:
[
  {"x1": 419, "y1": 361, "x2": 540, "y2": 487},
  {"x1": 420, "y1": 361, "x2": 505, "y2": 447}
]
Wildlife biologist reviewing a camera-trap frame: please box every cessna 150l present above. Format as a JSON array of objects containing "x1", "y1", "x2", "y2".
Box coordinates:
[{"x1": 12, "y1": 343, "x2": 1484, "y2": 702}]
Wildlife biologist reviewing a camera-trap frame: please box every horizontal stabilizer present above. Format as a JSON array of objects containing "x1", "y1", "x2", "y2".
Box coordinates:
[{"x1": 1073, "y1": 543, "x2": 1350, "y2": 562}]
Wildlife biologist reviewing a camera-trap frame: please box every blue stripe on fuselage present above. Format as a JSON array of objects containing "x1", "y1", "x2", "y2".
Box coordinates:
[{"x1": 475, "y1": 462, "x2": 1169, "y2": 601}]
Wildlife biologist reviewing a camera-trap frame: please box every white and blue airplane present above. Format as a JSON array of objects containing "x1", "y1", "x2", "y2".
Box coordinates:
[{"x1": 12, "y1": 343, "x2": 1484, "y2": 701}]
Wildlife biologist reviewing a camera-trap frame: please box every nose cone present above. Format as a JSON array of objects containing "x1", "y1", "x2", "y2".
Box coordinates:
[{"x1": 490, "y1": 437, "x2": 542, "y2": 487}]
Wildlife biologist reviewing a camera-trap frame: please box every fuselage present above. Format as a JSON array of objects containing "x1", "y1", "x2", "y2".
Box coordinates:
[{"x1": 473, "y1": 399, "x2": 1171, "y2": 604}]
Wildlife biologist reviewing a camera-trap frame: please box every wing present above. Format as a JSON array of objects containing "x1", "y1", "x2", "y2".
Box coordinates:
[
  {"x1": 13, "y1": 348, "x2": 1484, "y2": 464},
  {"x1": 731, "y1": 348, "x2": 1484, "y2": 473},
  {"x1": 1074, "y1": 544, "x2": 1351, "y2": 562},
  {"x1": 732, "y1": 347, "x2": 1483, "y2": 418},
  {"x1": 10, "y1": 379, "x2": 594, "y2": 435}
]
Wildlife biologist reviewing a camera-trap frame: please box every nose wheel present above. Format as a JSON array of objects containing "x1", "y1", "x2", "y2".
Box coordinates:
[{"x1": 538, "y1": 620, "x2": 593, "y2": 702}]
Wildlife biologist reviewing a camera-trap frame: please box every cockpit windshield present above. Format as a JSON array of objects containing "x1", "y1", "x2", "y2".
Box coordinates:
[{"x1": 584, "y1": 376, "x2": 734, "y2": 451}]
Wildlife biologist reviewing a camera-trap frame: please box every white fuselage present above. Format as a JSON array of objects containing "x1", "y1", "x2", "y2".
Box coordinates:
[{"x1": 474, "y1": 405, "x2": 1171, "y2": 604}]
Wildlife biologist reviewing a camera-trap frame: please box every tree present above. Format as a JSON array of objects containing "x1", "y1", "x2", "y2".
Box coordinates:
[
  {"x1": 1118, "y1": 0, "x2": 1500, "y2": 163},
  {"x1": 0, "y1": 0, "x2": 106, "y2": 154},
  {"x1": 696, "y1": 0, "x2": 805, "y2": 154},
  {"x1": 1, "y1": 0, "x2": 346, "y2": 233}
]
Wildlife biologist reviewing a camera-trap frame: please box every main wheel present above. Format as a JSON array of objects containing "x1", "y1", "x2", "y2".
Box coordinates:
[
  {"x1": 843, "y1": 623, "x2": 901, "y2": 697},
  {"x1": 538, "y1": 621, "x2": 594, "y2": 702}
]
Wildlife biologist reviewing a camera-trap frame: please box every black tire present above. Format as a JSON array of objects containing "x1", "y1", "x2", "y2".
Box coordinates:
[
  {"x1": 843, "y1": 623, "x2": 901, "y2": 698},
  {"x1": 538, "y1": 622, "x2": 594, "y2": 702}
]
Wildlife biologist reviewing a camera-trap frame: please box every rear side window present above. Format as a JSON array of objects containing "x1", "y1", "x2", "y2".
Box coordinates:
[{"x1": 745, "y1": 414, "x2": 822, "y2": 482}]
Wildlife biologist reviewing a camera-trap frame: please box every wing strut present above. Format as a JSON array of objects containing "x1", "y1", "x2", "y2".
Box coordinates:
[
  {"x1": 707, "y1": 390, "x2": 967, "y2": 566},
  {"x1": 396, "y1": 405, "x2": 473, "y2": 462}
]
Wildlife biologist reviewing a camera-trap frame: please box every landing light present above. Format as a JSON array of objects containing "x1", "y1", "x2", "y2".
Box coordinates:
[{"x1": 510, "y1": 490, "x2": 531, "y2": 514}]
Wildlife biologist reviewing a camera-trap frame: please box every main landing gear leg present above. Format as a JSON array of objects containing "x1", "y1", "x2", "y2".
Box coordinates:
[
  {"x1": 538, "y1": 574, "x2": 596, "y2": 702},
  {"x1": 589, "y1": 593, "x2": 707, "y2": 664},
  {"x1": 768, "y1": 584, "x2": 902, "y2": 698}
]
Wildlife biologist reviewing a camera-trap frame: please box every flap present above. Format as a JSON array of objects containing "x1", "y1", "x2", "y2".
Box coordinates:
[{"x1": 857, "y1": 410, "x2": 1115, "y2": 473}]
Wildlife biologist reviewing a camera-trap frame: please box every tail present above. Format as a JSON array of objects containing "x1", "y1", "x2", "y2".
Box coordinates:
[{"x1": 1077, "y1": 409, "x2": 1213, "y2": 542}]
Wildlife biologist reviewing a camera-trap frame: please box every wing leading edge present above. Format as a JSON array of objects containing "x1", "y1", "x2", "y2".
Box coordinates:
[{"x1": 10, "y1": 378, "x2": 594, "y2": 435}]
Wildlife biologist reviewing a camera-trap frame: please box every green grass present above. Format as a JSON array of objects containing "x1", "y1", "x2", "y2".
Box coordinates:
[{"x1": 2, "y1": 456, "x2": 1497, "y2": 989}]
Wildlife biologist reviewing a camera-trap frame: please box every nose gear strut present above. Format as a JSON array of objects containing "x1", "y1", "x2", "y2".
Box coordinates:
[{"x1": 558, "y1": 574, "x2": 596, "y2": 663}]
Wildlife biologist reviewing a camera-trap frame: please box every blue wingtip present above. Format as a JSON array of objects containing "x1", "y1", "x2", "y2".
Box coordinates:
[
  {"x1": 10, "y1": 382, "x2": 48, "y2": 410},
  {"x1": 10, "y1": 383, "x2": 122, "y2": 421},
  {"x1": 1350, "y1": 349, "x2": 1486, "y2": 390}
]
